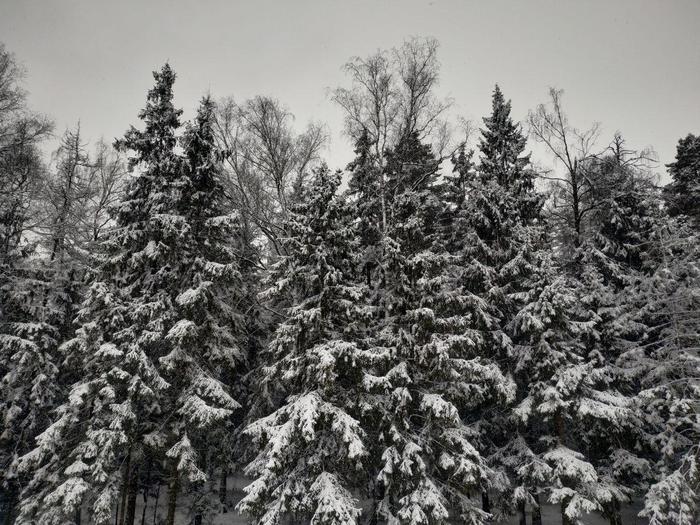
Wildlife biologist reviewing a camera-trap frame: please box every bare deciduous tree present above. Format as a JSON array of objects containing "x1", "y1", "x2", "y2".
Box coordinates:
[
  {"x1": 0, "y1": 44, "x2": 53, "y2": 257},
  {"x1": 332, "y1": 36, "x2": 452, "y2": 160},
  {"x1": 214, "y1": 95, "x2": 326, "y2": 256},
  {"x1": 35, "y1": 126, "x2": 126, "y2": 266},
  {"x1": 82, "y1": 139, "x2": 127, "y2": 246},
  {"x1": 528, "y1": 88, "x2": 601, "y2": 248},
  {"x1": 529, "y1": 89, "x2": 659, "y2": 258}
]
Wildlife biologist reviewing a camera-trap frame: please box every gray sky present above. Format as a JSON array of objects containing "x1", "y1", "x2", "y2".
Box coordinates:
[{"x1": 2, "y1": 0, "x2": 698, "y2": 177}]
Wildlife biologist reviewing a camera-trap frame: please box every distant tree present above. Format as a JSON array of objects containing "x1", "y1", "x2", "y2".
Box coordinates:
[
  {"x1": 664, "y1": 133, "x2": 700, "y2": 225},
  {"x1": 0, "y1": 43, "x2": 53, "y2": 258}
]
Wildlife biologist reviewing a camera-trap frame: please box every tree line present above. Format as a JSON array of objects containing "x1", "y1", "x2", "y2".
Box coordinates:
[{"x1": 0, "y1": 38, "x2": 699, "y2": 525}]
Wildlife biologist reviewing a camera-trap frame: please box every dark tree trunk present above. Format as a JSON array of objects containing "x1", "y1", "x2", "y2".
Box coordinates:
[
  {"x1": 151, "y1": 484, "x2": 160, "y2": 525},
  {"x1": 218, "y1": 468, "x2": 228, "y2": 510},
  {"x1": 605, "y1": 499, "x2": 623, "y2": 525},
  {"x1": 518, "y1": 499, "x2": 526, "y2": 525},
  {"x1": 165, "y1": 464, "x2": 179, "y2": 525},
  {"x1": 3, "y1": 485, "x2": 17, "y2": 525},
  {"x1": 124, "y1": 462, "x2": 139, "y2": 525},
  {"x1": 139, "y1": 460, "x2": 152, "y2": 525},
  {"x1": 117, "y1": 449, "x2": 132, "y2": 525},
  {"x1": 531, "y1": 492, "x2": 542, "y2": 525},
  {"x1": 482, "y1": 491, "x2": 491, "y2": 519}
]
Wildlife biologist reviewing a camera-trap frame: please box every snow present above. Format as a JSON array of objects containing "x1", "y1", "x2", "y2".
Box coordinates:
[{"x1": 126, "y1": 473, "x2": 650, "y2": 524}]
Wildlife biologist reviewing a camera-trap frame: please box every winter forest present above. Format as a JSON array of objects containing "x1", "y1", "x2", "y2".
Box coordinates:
[{"x1": 0, "y1": 31, "x2": 699, "y2": 525}]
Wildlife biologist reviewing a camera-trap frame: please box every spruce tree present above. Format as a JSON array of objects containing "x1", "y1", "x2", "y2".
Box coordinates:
[
  {"x1": 441, "y1": 86, "x2": 542, "y2": 520},
  {"x1": 346, "y1": 127, "x2": 384, "y2": 289},
  {"x1": 478, "y1": 84, "x2": 539, "y2": 221},
  {"x1": 630, "y1": 219, "x2": 700, "y2": 525},
  {"x1": 161, "y1": 95, "x2": 245, "y2": 523},
  {"x1": 508, "y1": 248, "x2": 643, "y2": 525},
  {"x1": 0, "y1": 84, "x2": 57, "y2": 523},
  {"x1": 664, "y1": 133, "x2": 700, "y2": 225},
  {"x1": 367, "y1": 131, "x2": 514, "y2": 524},
  {"x1": 16, "y1": 65, "x2": 244, "y2": 525},
  {"x1": 238, "y1": 165, "x2": 371, "y2": 525},
  {"x1": 570, "y1": 143, "x2": 663, "y2": 524},
  {"x1": 16, "y1": 63, "x2": 185, "y2": 525},
  {"x1": 0, "y1": 248, "x2": 63, "y2": 524}
]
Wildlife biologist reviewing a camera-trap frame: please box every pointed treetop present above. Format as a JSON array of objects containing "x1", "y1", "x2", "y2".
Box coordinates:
[
  {"x1": 664, "y1": 133, "x2": 700, "y2": 221},
  {"x1": 492, "y1": 83, "x2": 505, "y2": 107},
  {"x1": 115, "y1": 63, "x2": 183, "y2": 167},
  {"x1": 478, "y1": 84, "x2": 531, "y2": 190}
]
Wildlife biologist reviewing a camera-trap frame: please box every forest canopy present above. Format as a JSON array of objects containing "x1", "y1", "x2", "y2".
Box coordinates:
[{"x1": 0, "y1": 38, "x2": 699, "y2": 525}]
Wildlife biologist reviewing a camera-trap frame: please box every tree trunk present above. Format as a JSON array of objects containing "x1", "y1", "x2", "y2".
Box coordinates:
[
  {"x1": 518, "y1": 499, "x2": 526, "y2": 525},
  {"x1": 218, "y1": 468, "x2": 227, "y2": 510},
  {"x1": 124, "y1": 462, "x2": 139, "y2": 525},
  {"x1": 165, "y1": 464, "x2": 180, "y2": 525},
  {"x1": 481, "y1": 491, "x2": 491, "y2": 516},
  {"x1": 561, "y1": 499, "x2": 575, "y2": 525},
  {"x1": 3, "y1": 484, "x2": 17, "y2": 525},
  {"x1": 369, "y1": 478, "x2": 385, "y2": 525},
  {"x1": 117, "y1": 449, "x2": 132, "y2": 525},
  {"x1": 140, "y1": 500, "x2": 148, "y2": 525},
  {"x1": 531, "y1": 492, "x2": 542, "y2": 525},
  {"x1": 139, "y1": 460, "x2": 151, "y2": 525},
  {"x1": 151, "y1": 484, "x2": 160, "y2": 525},
  {"x1": 605, "y1": 499, "x2": 622, "y2": 525}
]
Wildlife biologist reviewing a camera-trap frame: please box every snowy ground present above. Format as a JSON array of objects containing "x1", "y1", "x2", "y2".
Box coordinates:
[
  {"x1": 498, "y1": 502, "x2": 648, "y2": 525},
  {"x1": 130, "y1": 474, "x2": 648, "y2": 525}
]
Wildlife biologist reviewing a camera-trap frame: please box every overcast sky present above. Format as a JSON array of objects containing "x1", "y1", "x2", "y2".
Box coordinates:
[{"x1": 2, "y1": 0, "x2": 698, "y2": 177}]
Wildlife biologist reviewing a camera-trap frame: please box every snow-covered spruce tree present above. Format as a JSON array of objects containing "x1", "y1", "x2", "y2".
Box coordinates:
[
  {"x1": 0, "y1": 75, "x2": 58, "y2": 522},
  {"x1": 477, "y1": 85, "x2": 540, "y2": 222},
  {"x1": 160, "y1": 95, "x2": 246, "y2": 524},
  {"x1": 238, "y1": 165, "x2": 372, "y2": 525},
  {"x1": 503, "y1": 145, "x2": 658, "y2": 525},
  {"x1": 15, "y1": 63, "x2": 184, "y2": 525},
  {"x1": 0, "y1": 247, "x2": 63, "y2": 524},
  {"x1": 365, "y1": 130, "x2": 514, "y2": 524},
  {"x1": 663, "y1": 133, "x2": 700, "y2": 226},
  {"x1": 441, "y1": 86, "x2": 542, "y2": 520},
  {"x1": 567, "y1": 143, "x2": 664, "y2": 524},
  {"x1": 508, "y1": 244, "x2": 646, "y2": 525},
  {"x1": 346, "y1": 127, "x2": 384, "y2": 290},
  {"x1": 16, "y1": 65, "x2": 243, "y2": 525},
  {"x1": 442, "y1": 143, "x2": 520, "y2": 519},
  {"x1": 628, "y1": 218, "x2": 700, "y2": 525},
  {"x1": 1, "y1": 126, "x2": 127, "y2": 524}
]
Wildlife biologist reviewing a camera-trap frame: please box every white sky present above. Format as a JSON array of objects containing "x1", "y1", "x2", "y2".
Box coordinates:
[{"x1": 2, "y1": 0, "x2": 699, "y2": 179}]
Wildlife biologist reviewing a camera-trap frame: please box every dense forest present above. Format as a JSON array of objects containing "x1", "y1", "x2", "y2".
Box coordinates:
[{"x1": 0, "y1": 38, "x2": 698, "y2": 525}]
